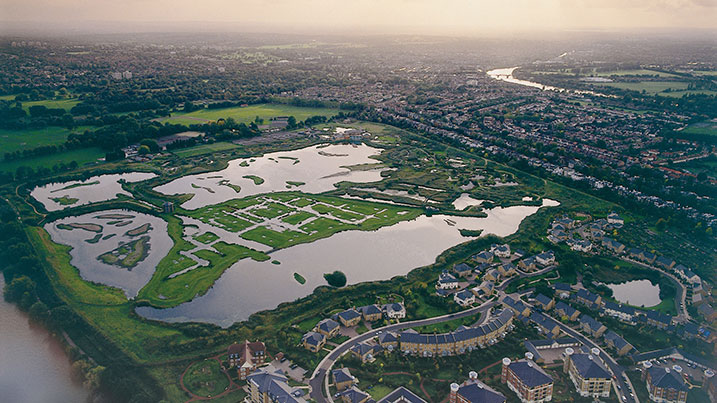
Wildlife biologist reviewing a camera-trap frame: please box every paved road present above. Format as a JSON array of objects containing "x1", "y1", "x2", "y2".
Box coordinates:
[{"x1": 308, "y1": 300, "x2": 496, "y2": 403}]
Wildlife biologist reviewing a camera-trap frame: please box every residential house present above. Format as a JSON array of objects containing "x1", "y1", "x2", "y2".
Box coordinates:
[
  {"x1": 492, "y1": 244, "x2": 512, "y2": 258},
  {"x1": 302, "y1": 332, "x2": 326, "y2": 352},
  {"x1": 378, "y1": 332, "x2": 399, "y2": 349},
  {"x1": 437, "y1": 271, "x2": 460, "y2": 290},
  {"x1": 454, "y1": 263, "x2": 474, "y2": 278},
  {"x1": 607, "y1": 212, "x2": 623, "y2": 226},
  {"x1": 569, "y1": 239, "x2": 592, "y2": 253},
  {"x1": 474, "y1": 250, "x2": 495, "y2": 264},
  {"x1": 655, "y1": 256, "x2": 676, "y2": 270},
  {"x1": 483, "y1": 268, "x2": 501, "y2": 282},
  {"x1": 350, "y1": 343, "x2": 378, "y2": 363},
  {"x1": 315, "y1": 318, "x2": 340, "y2": 338},
  {"x1": 455, "y1": 290, "x2": 476, "y2": 307},
  {"x1": 474, "y1": 280, "x2": 495, "y2": 298},
  {"x1": 603, "y1": 330, "x2": 632, "y2": 356},
  {"x1": 601, "y1": 238, "x2": 625, "y2": 254},
  {"x1": 535, "y1": 251, "x2": 555, "y2": 267},
  {"x1": 629, "y1": 248, "x2": 656, "y2": 264},
  {"x1": 579, "y1": 315, "x2": 607, "y2": 338},
  {"x1": 554, "y1": 301, "x2": 580, "y2": 321},
  {"x1": 645, "y1": 366, "x2": 688, "y2": 403},
  {"x1": 228, "y1": 340, "x2": 266, "y2": 380},
  {"x1": 530, "y1": 313, "x2": 561, "y2": 338},
  {"x1": 645, "y1": 311, "x2": 673, "y2": 329},
  {"x1": 602, "y1": 301, "x2": 636, "y2": 323},
  {"x1": 552, "y1": 283, "x2": 572, "y2": 298},
  {"x1": 533, "y1": 294, "x2": 555, "y2": 311},
  {"x1": 503, "y1": 295, "x2": 532, "y2": 317},
  {"x1": 697, "y1": 304, "x2": 717, "y2": 322},
  {"x1": 563, "y1": 351, "x2": 612, "y2": 399},
  {"x1": 359, "y1": 305, "x2": 383, "y2": 322},
  {"x1": 449, "y1": 372, "x2": 506, "y2": 403},
  {"x1": 497, "y1": 263, "x2": 517, "y2": 277},
  {"x1": 337, "y1": 309, "x2": 362, "y2": 327},
  {"x1": 383, "y1": 303, "x2": 406, "y2": 320},
  {"x1": 332, "y1": 368, "x2": 357, "y2": 392},
  {"x1": 575, "y1": 289, "x2": 602, "y2": 308},
  {"x1": 247, "y1": 366, "x2": 307, "y2": 403},
  {"x1": 338, "y1": 386, "x2": 372, "y2": 403},
  {"x1": 518, "y1": 257, "x2": 537, "y2": 271},
  {"x1": 501, "y1": 358, "x2": 554, "y2": 403}
]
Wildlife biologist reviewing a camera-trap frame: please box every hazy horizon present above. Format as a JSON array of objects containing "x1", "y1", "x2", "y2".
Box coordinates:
[{"x1": 2, "y1": 0, "x2": 717, "y2": 36}]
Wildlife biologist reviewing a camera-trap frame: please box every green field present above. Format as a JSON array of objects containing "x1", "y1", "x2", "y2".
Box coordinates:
[
  {"x1": 0, "y1": 147, "x2": 105, "y2": 173},
  {"x1": 21, "y1": 98, "x2": 80, "y2": 112},
  {"x1": 171, "y1": 142, "x2": 240, "y2": 158},
  {"x1": 0, "y1": 127, "x2": 83, "y2": 154},
  {"x1": 158, "y1": 103, "x2": 339, "y2": 126},
  {"x1": 593, "y1": 69, "x2": 677, "y2": 78},
  {"x1": 597, "y1": 81, "x2": 689, "y2": 94}
]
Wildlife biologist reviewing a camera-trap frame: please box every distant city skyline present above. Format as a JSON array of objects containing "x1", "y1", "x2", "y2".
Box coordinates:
[{"x1": 2, "y1": 0, "x2": 717, "y2": 35}]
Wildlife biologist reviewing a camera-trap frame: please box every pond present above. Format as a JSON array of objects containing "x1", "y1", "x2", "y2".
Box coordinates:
[
  {"x1": 137, "y1": 199, "x2": 559, "y2": 327},
  {"x1": 606, "y1": 279, "x2": 662, "y2": 307},
  {"x1": 154, "y1": 144, "x2": 387, "y2": 210},
  {"x1": 45, "y1": 209, "x2": 172, "y2": 298},
  {"x1": 0, "y1": 277, "x2": 88, "y2": 402},
  {"x1": 31, "y1": 172, "x2": 157, "y2": 211}
]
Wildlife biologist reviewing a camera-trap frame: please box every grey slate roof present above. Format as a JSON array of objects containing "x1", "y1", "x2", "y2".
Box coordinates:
[
  {"x1": 248, "y1": 366, "x2": 307, "y2": 403},
  {"x1": 339, "y1": 386, "x2": 371, "y2": 403},
  {"x1": 338, "y1": 309, "x2": 361, "y2": 322},
  {"x1": 332, "y1": 368, "x2": 354, "y2": 384},
  {"x1": 603, "y1": 330, "x2": 631, "y2": 351},
  {"x1": 648, "y1": 367, "x2": 688, "y2": 392},
  {"x1": 377, "y1": 386, "x2": 427, "y2": 403},
  {"x1": 575, "y1": 289, "x2": 600, "y2": 304},
  {"x1": 454, "y1": 263, "x2": 473, "y2": 274},
  {"x1": 457, "y1": 381, "x2": 506, "y2": 403},
  {"x1": 570, "y1": 354, "x2": 611, "y2": 379},
  {"x1": 554, "y1": 301, "x2": 578, "y2": 318},
  {"x1": 302, "y1": 332, "x2": 325, "y2": 346},
  {"x1": 508, "y1": 360, "x2": 553, "y2": 388},
  {"x1": 317, "y1": 318, "x2": 339, "y2": 333},
  {"x1": 579, "y1": 315, "x2": 605, "y2": 332},
  {"x1": 530, "y1": 312, "x2": 559, "y2": 333},
  {"x1": 399, "y1": 310, "x2": 513, "y2": 346},
  {"x1": 534, "y1": 294, "x2": 553, "y2": 307},
  {"x1": 360, "y1": 305, "x2": 382, "y2": 316}
]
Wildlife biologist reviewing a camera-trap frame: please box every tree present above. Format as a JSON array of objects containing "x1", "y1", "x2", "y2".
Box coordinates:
[
  {"x1": 137, "y1": 145, "x2": 151, "y2": 155},
  {"x1": 323, "y1": 270, "x2": 347, "y2": 287},
  {"x1": 3, "y1": 275, "x2": 35, "y2": 303},
  {"x1": 140, "y1": 138, "x2": 160, "y2": 153}
]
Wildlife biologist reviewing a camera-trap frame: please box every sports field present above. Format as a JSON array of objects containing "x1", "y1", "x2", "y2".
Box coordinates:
[{"x1": 597, "y1": 81, "x2": 689, "y2": 94}]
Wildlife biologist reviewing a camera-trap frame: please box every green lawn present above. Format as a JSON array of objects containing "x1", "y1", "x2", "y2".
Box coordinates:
[
  {"x1": 0, "y1": 127, "x2": 77, "y2": 154},
  {"x1": 159, "y1": 103, "x2": 338, "y2": 126},
  {"x1": 183, "y1": 359, "x2": 230, "y2": 398},
  {"x1": 19, "y1": 98, "x2": 80, "y2": 112},
  {"x1": 194, "y1": 232, "x2": 219, "y2": 244},
  {"x1": 171, "y1": 142, "x2": 240, "y2": 158},
  {"x1": 593, "y1": 69, "x2": 677, "y2": 78},
  {"x1": 0, "y1": 147, "x2": 104, "y2": 173},
  {"x1": 597, "y1": 81, "x2": 689, "y2": 94}
]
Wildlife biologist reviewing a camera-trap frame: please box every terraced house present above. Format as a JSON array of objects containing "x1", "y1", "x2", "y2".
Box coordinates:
[
  {"x1": 501, "y1": 357, "x2": 553, "y2": 403},
  {"x1": 399, "y1": 309, "x2": 514, "y2": 357}
]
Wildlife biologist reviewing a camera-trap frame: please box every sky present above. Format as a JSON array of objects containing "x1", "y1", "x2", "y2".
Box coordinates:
[{"x1": 2, "y1": 0, "x2": 716, "y2": 34}]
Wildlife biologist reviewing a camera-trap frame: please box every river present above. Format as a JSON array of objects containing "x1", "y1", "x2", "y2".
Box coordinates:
[
  {"x1": 0, "y1": 277, "x2": 89, "y2": 403},
  {"x1": 486, "y1": 66, "x2": 610, "y2": 97}
]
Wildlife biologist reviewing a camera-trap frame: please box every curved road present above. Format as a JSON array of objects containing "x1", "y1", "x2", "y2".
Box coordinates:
[{"x1": 308, "y1": 300, "x2": 496, "y2": 403}]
